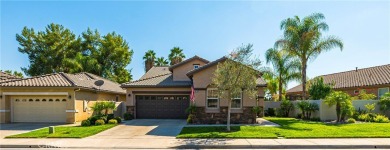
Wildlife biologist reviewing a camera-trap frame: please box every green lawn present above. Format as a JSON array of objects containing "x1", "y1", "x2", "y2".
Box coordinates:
[
  {"x1": 177, "y1": 117, "x2": 390, "y2": 138},
  {"x1": 6, "y1": 124, "x2": 116, "y2": 138}
]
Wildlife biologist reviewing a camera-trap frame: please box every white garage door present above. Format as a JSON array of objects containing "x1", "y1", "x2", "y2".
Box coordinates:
[{"x1": 13, "y1": 98, "x2": 67, "y2": 123}]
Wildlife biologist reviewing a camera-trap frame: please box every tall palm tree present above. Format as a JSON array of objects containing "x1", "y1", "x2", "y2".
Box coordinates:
[
  {"x1": 168, "y1": 47, "x2": 186, "y2": 65},
  {"x1": 143, "y1": 50, "x2": 156, "y2": 72},
  {"x1": 155, "y1": 57, "x2": 169, "y2": 66},
  {"x1": 275, "y1": 13, "x2": 343, "y2": 100},
  {"x1": 265, "y1": 48, "x2": 301, "y2": 101}
]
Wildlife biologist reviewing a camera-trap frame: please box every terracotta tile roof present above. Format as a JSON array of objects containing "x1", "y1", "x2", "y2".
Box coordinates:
[
  {"x1": 0, "y1": 73, "x2": 73, "y2": 87},
  {"x1": 121, "y1": 73, "x2": 192, "y2": 88},
  {"x1": 0, "y1": 72, "x2": 125, "y2": 94},
  {"x1": 65, "y1": 72, "x2": 126, "y2": 94},
  {"x1": 0, "y1": 71, "x2": 22, "y2": 82},
  {"x1": 140, "y1": 67, "x2": 171, "y2": 80},
  {"x1": 287, "y1": 64, "x2": 390, "y2": 93},
  {"x1": 168, "y1": 55, "x2": 209, "y2": 71}
]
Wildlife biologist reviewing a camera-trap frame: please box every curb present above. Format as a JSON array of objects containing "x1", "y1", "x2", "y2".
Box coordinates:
[{"x1": 2, "y1": 144, "x2": 390, "y2": 149}]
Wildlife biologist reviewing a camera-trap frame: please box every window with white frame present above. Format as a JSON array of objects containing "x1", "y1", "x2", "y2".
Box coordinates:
[
  {"x1": 207, "y1": 89, "x2": 219, "y2": 108},
  {"x1": 378, "y1": 87, "x2": 389, "y2": 99},
  {"x1": 193, "y1": 64, "x2": 200, "y2": 69},
  {"x1": 231, "y1": 92, "x2": 242, "y2": 109}
]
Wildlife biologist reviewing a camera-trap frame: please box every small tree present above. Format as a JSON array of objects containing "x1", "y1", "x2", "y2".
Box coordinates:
[
  {"x1": 378, "y1": 92, "x2": 390, "y2": 113},
  {"x1": 308, "y1": 77, "x2": 332, "y2": 100},
  {"x1": 91, "y1": 101, "x2": 117, "y2": 115},
  {"x1": 324, "y1": 91, "x2": 353, "y2": 122},
  {"x1": 212, "y1": 44, "x2": 261, "y2": 131}
]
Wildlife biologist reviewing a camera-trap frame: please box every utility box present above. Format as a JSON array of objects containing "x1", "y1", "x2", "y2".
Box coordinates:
[{"x1": 49, "y1": 126, "x2": 55, "y2": 134}]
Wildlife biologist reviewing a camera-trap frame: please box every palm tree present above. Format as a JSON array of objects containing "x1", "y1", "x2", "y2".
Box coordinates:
[
  {"x1": 262, "y1": 71, "x2": 279, "y2": 101},
  {"x1": 168, "y1": 47, "x2": 185, "y2": 65},
  {"x1": 275, "y1": 13, "x2": 343, "y2": 100},
  {"x1": 155, "y1": 57, "x2": 169, "y2": 66},
  {"x1": 265, "y1": 48, "x2": 301, "y2": 101},
  {"x1": 143, "y1": 50, "x2": 156, "y2": 72}
]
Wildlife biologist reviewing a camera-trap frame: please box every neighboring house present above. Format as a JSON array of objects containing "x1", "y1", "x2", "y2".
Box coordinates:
[
  {"x1": 286, "y1": 64, "x2": 390, "y2": 100},
  {"x1": 122, "y1": 56, "x2": 267, "y2": 124},
  {"x1": 0, "y1": 71, "x2": 22, "y2": 82},
  {"x1": 0, "y1": 72, "x2": 126, "y2": 123}
]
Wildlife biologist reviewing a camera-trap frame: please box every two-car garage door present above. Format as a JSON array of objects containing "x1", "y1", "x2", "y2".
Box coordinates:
[
  {"x1": 136, "y1": 95, "x2": 190, "y2": 119},
  {"x1": 12, "y1": 98, "x2": 67, "y2": 123}
]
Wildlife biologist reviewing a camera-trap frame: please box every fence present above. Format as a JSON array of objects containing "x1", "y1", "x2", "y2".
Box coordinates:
[
  {"x1": 113, "y1": 102, "x2": 126, "y2": 118},
  {"x1": 264, "y1": 100, "x2": 388, "y2": 121}
]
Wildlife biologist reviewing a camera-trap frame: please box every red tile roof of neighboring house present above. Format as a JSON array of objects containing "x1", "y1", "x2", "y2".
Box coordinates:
[
  {"x1": 287, "y1": 64, "x2": 390, "y2": 93},
  {"x1": 0, "y1": 72, "x2": 125, "y2": 94}
]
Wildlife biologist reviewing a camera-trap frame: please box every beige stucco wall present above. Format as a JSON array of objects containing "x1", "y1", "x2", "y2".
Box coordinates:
[
  {"x1": 74, "y1": 90, "x2": 125, "y2": 122},
  {"x1": 172, "y1": 59, "x2": 208, "y2": 81}
]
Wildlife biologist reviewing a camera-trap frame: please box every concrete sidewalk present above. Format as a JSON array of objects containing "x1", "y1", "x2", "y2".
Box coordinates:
[{"x1": 1, "y1": 138, "x2": 390, "y2": 149}]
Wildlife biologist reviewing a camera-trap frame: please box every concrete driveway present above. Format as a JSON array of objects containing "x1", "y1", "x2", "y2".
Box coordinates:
[
  {"x1": 88, "y1": 119, "x2": 186, "y2": 139},
  {"x1": 0, "y1": 123, "x2": 64, "y2": 138}
]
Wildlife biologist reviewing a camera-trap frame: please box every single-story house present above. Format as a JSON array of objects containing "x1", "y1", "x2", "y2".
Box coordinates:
[
  {"x1": 286, "y1": 64, "x2": 390, "y2": 100},
  {"x1": 121, "y1": 56, "x2": 267, "y2": 124},
  {"x1": 0, "y1": 72, "x2": 126, "y2": 123}
]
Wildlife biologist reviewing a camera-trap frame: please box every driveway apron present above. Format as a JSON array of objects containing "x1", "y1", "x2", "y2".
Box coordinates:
[{"x1": 87, "y1": 119, "x2": 187, "y2": 139}]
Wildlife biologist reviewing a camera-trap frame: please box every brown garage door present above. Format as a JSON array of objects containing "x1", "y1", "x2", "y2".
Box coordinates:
[{"x1": 136, "y1": 95, "x2": 190, "y2": 119}]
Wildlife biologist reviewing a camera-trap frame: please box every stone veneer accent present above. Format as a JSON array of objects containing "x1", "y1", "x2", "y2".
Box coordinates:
[
  {"x1": 191, "y1": 107, "x2": 260, "y2": 124},
  {"x1": 126, "y1": 106, "x2": 135, "y2": 115}
]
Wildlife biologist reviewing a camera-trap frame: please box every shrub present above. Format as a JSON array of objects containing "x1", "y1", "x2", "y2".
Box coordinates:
[
  {"x1": 95, "y1": 119, "x2": 105, "y2": 125},
  {"x1": 81, "y1": 120, "x2": 91, "y2": 126},
  {"x1": 107, "y1": 114, "x2": 115, "y2": 123},
  {"x1": 187, "y1": 114, "x2": 195, "y2": 124},
  {"x1": 357, "y1": 113, "x2": 376, "y2": 122},
  {"x1": 114, "y1": 117, "x2": 122, "y2": 123},
  {"x1": 265, "y1": 108, "x2": 276, "y2": 116},
  {"x1": 108, "y1": 119, "x2": 118, "y2": 124},
  {"x1": 346, "y1": 118, "x2": 356, "y2": 123},
  {"x1": 352, "y1": 90, "x2": 377, "y2": 100},
  {"x1": 364, "y1": 103, "x2": 376, "y2": 113},
  {"x1": 91, "y1": 101, "x2": 117, "y2": 115},
  {"x1": 373, "y1": 115, "x2": 390, "y2": 123},
  {"x1": 308, "y1": 77, "x2": 332, "y2": 100},
  {"x1": 296, "y1": 101, "x2": 318, "y2": 120},
  {"x1": 124, "y1": 113, "x2": 134, "y2": 120},
  {"x1": 88, "y1": 115, "x2": 100, "y2": 125},
  {"x1": 185, "y1": 104, "x2": 197, "y2": 114},
  {"x1": 379, "y1": 92, "x2": 390, "y2": 113},
  {"x1": 280, "y1": 100, "x2": 294, "y2": 117},
  {"x1": 325, "y1": 91, "x2": 353, "y2": 122},
  {"x1": 310, "y1": 117, "x2": 321, "y2": 122}
]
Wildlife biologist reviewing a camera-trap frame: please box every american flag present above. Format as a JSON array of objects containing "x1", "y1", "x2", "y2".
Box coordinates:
[{"x1": 190, "y1": 85, "x2": 195, "y2": 102}]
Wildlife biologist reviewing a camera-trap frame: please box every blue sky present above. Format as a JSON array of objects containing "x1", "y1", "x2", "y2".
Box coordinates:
[{"x1": 1, "y1": 1, "x2": 389, "y2": 88}]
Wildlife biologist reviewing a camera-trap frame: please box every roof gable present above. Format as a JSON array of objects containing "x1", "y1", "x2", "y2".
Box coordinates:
[
  {"x1": 140, "y1": 67, "x2": 171, "y2": 80},
  {"x1": 168, "y1": 55, "x2": 209, "y2": 71}
]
